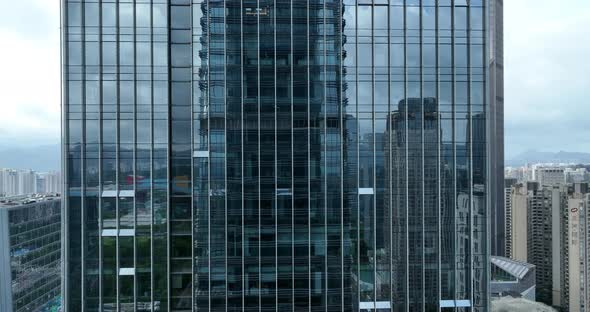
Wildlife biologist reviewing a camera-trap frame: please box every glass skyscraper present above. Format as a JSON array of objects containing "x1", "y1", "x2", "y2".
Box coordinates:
[
  {"x1": 489, "y1": 0, "x2": 504, "y2": 258},
  {"x1": 62, "y1": 0, "x2": 491, "y2": 311}
]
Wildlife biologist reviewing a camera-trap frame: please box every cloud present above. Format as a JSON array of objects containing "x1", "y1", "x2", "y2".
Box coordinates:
[
  {"x1": 0, "y1": 0, "x2": 58, "y2": 39},
  {"x1": 505, "y1": 0, "x2": 590, "y2": 158},
  {"x1": 0, "y1": 0, "x2": 60, "y2": 147},
  {"x1": 0, "y1": 0, "x2": 587, "y2": 158}
]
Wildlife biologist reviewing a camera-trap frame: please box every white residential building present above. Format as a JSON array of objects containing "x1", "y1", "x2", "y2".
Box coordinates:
[{"x1": 535, "y1": 167, "x2": 565, "y2": 187}]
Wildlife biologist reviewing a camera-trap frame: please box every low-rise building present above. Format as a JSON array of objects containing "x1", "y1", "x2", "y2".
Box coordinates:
[
  {"x1": 491, "y1": 256, "x2": 536, "y2": 301},
  {"x1": 0, "y1": 194, "x2": 61, "y2": 312}
]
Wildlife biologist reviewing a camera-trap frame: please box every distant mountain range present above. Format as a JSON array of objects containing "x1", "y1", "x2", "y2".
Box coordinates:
[
  {"x1": 0, "y1": 144, "x2": 60, "y2": 172},
  {"x1": 507, "y1": 150, "x2": 590, "y2": 167}
]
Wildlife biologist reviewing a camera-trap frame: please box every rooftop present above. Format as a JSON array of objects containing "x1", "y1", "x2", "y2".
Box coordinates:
[
  {"x1": 0, "y1": 193, "x2": 61, "y2": 209},
  {"x1": 491, "y1": 256, "x2": 535, "y2": 280},
  {"x1": 492, "y1": 297, "x2": 556, "y2": 312}
]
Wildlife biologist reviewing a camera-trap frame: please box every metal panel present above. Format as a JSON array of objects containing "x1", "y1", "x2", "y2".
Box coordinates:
[
  {"x1": 119, "y1": 268, "x2": 136, "y2": 276},
  {"x1": 101, "y1": 190, "x2": 118, "y2": 198},
  {"x1": 118, "y1": 190, "x2": 135, "y2": 198},
  {"x1": 192, "y1": 151, "x2": 210, "y2": 158},
  {"x1": 358, "y1": 188, "x2": 374, "y2": 195},
  {"x1": 101, "y1": 229, "x2": 118, "y2": 237}
]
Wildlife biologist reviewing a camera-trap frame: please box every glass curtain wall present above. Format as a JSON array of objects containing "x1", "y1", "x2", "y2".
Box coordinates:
[
  {"x1": 64, "y1": 0, "x2": 170, "y2": 310},
  {"x1": 63, "y1": 0, "x2": 489, "y2": 311}
]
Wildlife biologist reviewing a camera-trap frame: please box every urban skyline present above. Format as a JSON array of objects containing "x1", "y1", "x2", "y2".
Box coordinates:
[
  {"x1": 0, "y1": 168, "x2": 62, "y2": 197},
  {"x1": 0, "y1": 1, "x2": 589, "y2": 312},
  {"x1": 502, "y1": 178, "x2": 590, "y2": 311}
]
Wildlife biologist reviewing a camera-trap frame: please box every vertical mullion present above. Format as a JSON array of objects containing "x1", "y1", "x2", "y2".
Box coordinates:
[
  {"x1": 403, "y1": 0, "x2": 410, "y2": 310},
  {"x1": 307, "y1": 0, "x2": 312, "y2": 309},
  {"x1": 61, "y1": 0, "x2": 69, "y2": 308},
  {"x1": 420, "y1": 1, "x2": 426, "y2": 310},
  {"x1": 340, "y1": 0, "x2": 345, "y2": 309},
  {"x1": 240, "y1": 1, "x2": 245, "y2": 310},
  {"x1": 132, "y1": 1, "x2": 138, "y2": 310},
  {"x1": 466, "y1": 2, "x2": 474, "y2": 307},
  {"x1": 241, "y1": 1, "x2": 246, "y2": 310},
  {"x1": 190, "y1": 1, "x2": 196, "y2": 311},
  {"x1": 354, "y1": 0, "x2": 360, "y2": 309},
  {"x1": 165, "y1": 1, "x2": 171, "y2": 310},
  {"x1": 115, "y1": 0, "x2": 121, "y2": 308},
  {"x1": 257, "y1": 0, "x2": 262, "y2": 310},
  {"x1": 80, "y1": 1, "x2": 87, "y2": 309},
  {"x1": 207, "y1": 1, "x2": 212, "y2": 311},
  {"x1": 450, "y1": 0, "x2": 458, "y2": 304},
  {"x1": 224, "y1": 1, "x2": 229, "y2": 311},
  {"x1": 388, "y1": 0, "x2": 393, "y2": 308},
  {"x1": 290, "y1": 1, "x2": 295, "y2": 309},
  {"x1": 98, "y1": 0, "x2": 104, "y2": 308},
  {"x1": 274, "y1": 0, "x2": 279, "y2": 310},
  {"x1": 372, "y1": 3, "x2": 377, "y2": 309},
  {"x1": 99, "y1": 0, "x2": 103, "y2": 309},
  {"x1": 435, "y1": 1, "x2": 442, "y2": 311},
  {"x1": 149, "y1": 0, "x2": 155, "y2": 308},
  {"x1": 485, "y1": 3, "x2": 491, "y2": 310},
  {"x1": 323, "y1": 0, "x2": 329, "y2": 310},
  {"x1": 242, "y1": 0, "x2": 246, "y2": 308}
]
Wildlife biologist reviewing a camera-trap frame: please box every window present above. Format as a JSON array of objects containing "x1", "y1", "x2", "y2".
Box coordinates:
[{"x1": 171, "y1": 6, "x2": 191, "y2": 29}]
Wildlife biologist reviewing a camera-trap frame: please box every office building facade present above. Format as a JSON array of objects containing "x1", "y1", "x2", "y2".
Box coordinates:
[
  {"x1": 489, "y1": 0, "x2": 504, "y2": 257},
  {"x1": 62, "y1": 0, "x2": 492, "y2": 311},
  {"x1": 0, "y1": 195, "x2": 62, "y2": 312}
]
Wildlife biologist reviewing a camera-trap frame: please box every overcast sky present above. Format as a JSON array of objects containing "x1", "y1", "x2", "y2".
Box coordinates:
[
  {"x1": 0, "y1": 0, "x2": 60, "y2": 147},
  {"x1": 0, "y1": 1, "x2": 588, "y2": 159},
  {"x1": 504, "y1": 0, "x2": 590, "y2": 158}
]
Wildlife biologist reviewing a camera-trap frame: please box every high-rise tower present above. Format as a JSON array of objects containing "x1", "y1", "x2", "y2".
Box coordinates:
[
  {"x1": 489, "y1": 0, "x2": 504, "y2": 257},
  {"x1": 62, "y1": 1, "x2": 492, "y2": 311}
]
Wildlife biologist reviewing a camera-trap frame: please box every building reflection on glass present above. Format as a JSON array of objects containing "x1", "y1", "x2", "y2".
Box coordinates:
[
  {"x1": 63, "y1": 1, "x2": 490, "y2": 311},
  {"x1": 0, "y1": 195, "x2": 61, "y2": 312}
]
